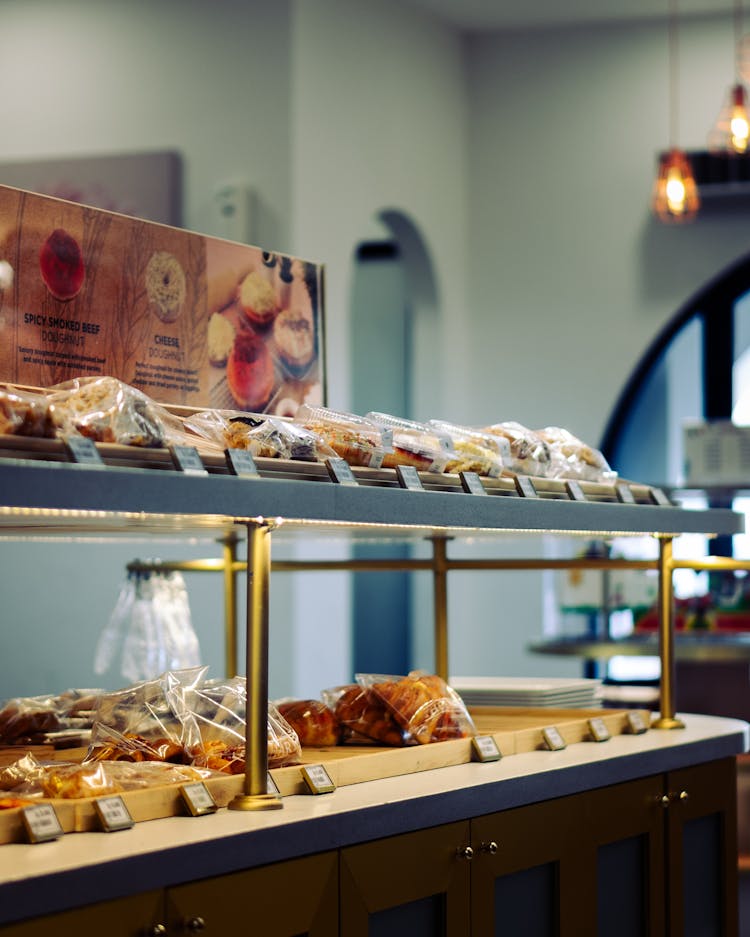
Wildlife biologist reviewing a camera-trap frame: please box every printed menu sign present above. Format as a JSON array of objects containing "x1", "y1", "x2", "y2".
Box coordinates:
[{"x1": 0, "y1": 185, "x2": 325, "y2": 415}]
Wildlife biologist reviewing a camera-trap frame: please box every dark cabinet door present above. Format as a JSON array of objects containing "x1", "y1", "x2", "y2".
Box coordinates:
[
  {"x1": 0, "y1": 890, "x2": 165, "y2": 937},
  {"x1": 666, "y1": 757, "x2": 739, "y2": 937},
  {"x1": 166, "y1": 851, "x2": 338, "y2": 937},
  {"x1": 340, "y1": 820, "x2": 471, "y2": 937}
]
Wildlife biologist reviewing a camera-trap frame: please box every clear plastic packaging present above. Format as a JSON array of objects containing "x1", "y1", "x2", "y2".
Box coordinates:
[
  {"x1": 95, "y1": 567, "x2": 201, "y2": 684},
  {"x1": 321, "y1": 684, "x2": 407, "y2": 746},
  {"x1": 356, "y1": 671, "x2": 476, "y2": 745},
  {"x1": 183, "y1": 409, "x2": 336, "y2": 461},
  {"x1": 0, "y1": 752, "x2": 217, "y2": 799},
  {"x1": 275, "y1": 698, "x2": 341, "y2": 747},
  {"x1": 365, "y1": 412, "x2": 455, "y2": 473},
  {"x1": 535, "y1": 426, "x2": 616, "y2": 482},
  {"x1": 0, "y1": 689, "x2": 102, "y2": 747},
  {"x1": 48, "y1": 375, "x2": 178, "y2": 447},
  {"x1": 294, "y1": 404, "x2": 391, "y2": 468},
  {"x1": 428, "y1": 420, "x2": 508, "y2": 477},
  {"x1": 481, "y1": 421, "x2": 552, "y2": 477},
  {"x1": 171, "y1": 676, "x2": 302, "y2": 770},
  {"x1": 0, "y1": 386, "x2": 56, "y2": 438}
]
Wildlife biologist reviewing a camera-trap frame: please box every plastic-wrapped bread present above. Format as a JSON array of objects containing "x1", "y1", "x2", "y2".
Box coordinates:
[
  {"x1": 365, "y1": 412, "x2": 455, "y2": 473},
  {"x1": 357, "y1": 671, "x2": 475, "y2": 745},
  {"x1": 428, "y1": 420, "x2": 509, "y2": 477},
  {"x1": 535, "y1": 426, "x2": 616, "y2": 482},
  {"x1": 322, "y1": 684, "x2": 407, "y2": 746},
  {"x1": 295, "y1": 405, "x2": 391, "y2": 468},
  {"x1": 482, "y1": 421, "x2": 551, "y2": 477},
  {"x1": 276, "y1": 699, "x2": 341, "y2": 747}
]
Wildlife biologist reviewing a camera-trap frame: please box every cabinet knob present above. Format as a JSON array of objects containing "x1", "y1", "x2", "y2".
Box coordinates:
[
  {"x1": 185, "y1": 918, "x2": 206, "y2": 934},
  {"x1": 147, "y1": 926, "x2": 167, "y2": 937},
  {"x1": 456, "y1": 845, "x2": 474, "y2": 860},
  {"x1": 660, "y1": 794, "x2": 671, "y2": 807},
  {"x1": 678, "y1": 790, "x2": 689, "y2": 803},
  {"x1": 480, "y1": 841, "x2": 499, "y2": 855}
]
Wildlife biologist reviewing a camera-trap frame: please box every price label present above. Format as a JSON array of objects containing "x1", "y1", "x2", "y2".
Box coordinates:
[
  {"x1": 301, "y1": 764, "x2": 336, "y2": 794},
  {"x1": 267, "y1": 772, "x2": 280, "y2": 796},
  {"x1": 626, "y1": 711, "x2": 649, "y2": 735},
  {"x1": 63, "y1": 436, "x2": 104, "y2": 467},
  {"x1": 94, "y1": 795, "x2": 134, "y2": 832},
  {"x1": 565, "y1": 480, "x2": 586, "y2": 503},
  {"x1": 396, "y1": 464, "x2": 424, "y2": 490},
  {"x1": 22, "y1": 803, "x2": 64, "y2": 843},
  {"x1": 460, "y1": 472, "x2": 487, "y2": 496},
  {"x1": 225, "y1": 448, "x2": 260, "y2": 478},
  {"x1": 649, "y1": 487, "x2": 672, "y2": 507},
  {"x1": 542, "y1": 726, "x2": 566, "y2": 751},
  {"x1": 169, "y1": 445, "x2": 208, "y2": 476},
  {"x1": 615, "y1": 482, "x2": 636, "y2": 504},
  {"x1": 471, "y1": 735, "x2": 502, "y2": 762},
  {"x1": 514, "y1": 475, "x2": 538, "y2": 499},
  {"x1": 180, "y1": 781, "x2": 218, "y2": 816},
  {"x1": 325, "y1": 458, "x2": 358, "y2": 486},
  {"x1": 587, "y1": 717, "x2": 611, "y2": 743}
]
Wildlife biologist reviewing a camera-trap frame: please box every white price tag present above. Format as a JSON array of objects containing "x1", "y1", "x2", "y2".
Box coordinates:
[
  {"x1": 169, "y1": 445, "x2": 208, "y2": 476},
  {"x1": 225, "y1": 448, "x2": 260, "y2": 478},
  {"x1": 396, "y1": 464, "x2": 424, "y2": 490},
  {"x1": 22, "y1": 803, "x2": 64, "y2": 843},
  {"x1": 542, "y1": 726, "x2": 566, "y2": 751},
  {"x1": 63, "y1": 435, "x2": 104, "y2": 467},
  {"x1": 301, "y1": 764, "x2": 335, "y2": 794},
  {"x1": 326, "y1": 458, "x2": 358, "y2": 486},
  {"x1": 94, "y1": 795, "x2": 134, "y2": 832},
  {"x1": 180, "y1": 781, "x2": 218, "y2": 816},
  {"x1": 471, "y1": 735, "x2": 502, "y2": 762},
  {"x1": 626, "y1": 711, "x2": 649, "y2": 735},
  {"x1": 460, "y1": 471, "x2": 488, "y2": 496},
  {"x1": 587, "y1": 717, "x2": 611, "y2": 743}
]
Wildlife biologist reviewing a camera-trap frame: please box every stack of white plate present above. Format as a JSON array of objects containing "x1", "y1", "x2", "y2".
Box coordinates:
[{"x1": 450, "y1": 675, "x2": 602, "y2": 709}]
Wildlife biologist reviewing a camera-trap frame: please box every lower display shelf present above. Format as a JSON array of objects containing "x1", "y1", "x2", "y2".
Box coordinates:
[{"x1": 0, "y1": 707, "x2": 648, "y2": 844}]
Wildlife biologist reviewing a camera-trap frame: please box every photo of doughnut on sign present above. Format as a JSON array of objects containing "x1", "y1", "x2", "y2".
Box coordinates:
[{"x1": 0, "y1": 184, "x2": 325, "y2": 416}]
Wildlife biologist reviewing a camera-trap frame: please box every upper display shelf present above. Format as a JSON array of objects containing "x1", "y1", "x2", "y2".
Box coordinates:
[{"x1": 0, "y1": 443, "x2": 743, "y2": 541}]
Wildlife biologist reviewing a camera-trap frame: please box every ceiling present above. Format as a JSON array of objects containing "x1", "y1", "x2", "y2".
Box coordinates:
[{"x1": 402, "y1": 0, "x2": 737, "y2": 31}]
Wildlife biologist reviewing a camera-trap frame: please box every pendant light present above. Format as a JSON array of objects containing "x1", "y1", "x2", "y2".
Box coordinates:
[
  {"x1": 652, "y1": 0, "x2": 700, "y2": 222},
  {"x1": 708, "y1": 0, "x2": 750, "y2": 153}
]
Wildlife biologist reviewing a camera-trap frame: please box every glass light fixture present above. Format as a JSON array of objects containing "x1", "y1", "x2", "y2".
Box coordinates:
[
  {"x1": 652, "y1": 0, "x2": 700, "y2": 223},
  {"x1": 708, "y1": 0, "x2": 750, "y2": 154}
]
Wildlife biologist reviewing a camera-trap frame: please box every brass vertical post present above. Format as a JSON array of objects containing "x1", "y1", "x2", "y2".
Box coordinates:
[
  {"x1": 432, "y1": 537, "x2": 449, "y2": 681},
  {"x1": 229, "y1": 522, "x2": 282, "y2": 810},
  {"x1": 222, "y1": 533, "x2": 239, "y2": 679},
  {"x1": 652, "y1": 535, "x2": 685, "y2": 730}
]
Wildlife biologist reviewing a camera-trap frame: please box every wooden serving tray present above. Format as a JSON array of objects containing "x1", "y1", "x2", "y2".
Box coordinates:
[{"x1": 0, "y1": 708, "x2": 649, "y2": 843}]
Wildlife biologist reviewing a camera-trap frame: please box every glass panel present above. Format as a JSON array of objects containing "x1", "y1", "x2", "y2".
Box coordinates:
[
  {"x1": 493, "y1": 863, "x2": 557, "y2": 937},
  {"x1": 369, "y1": 894, "x2": 444, "y2": 937},
  {"x1": 597, "y1": 835, "x2": 646, "y2": 937},
  {"x1": 682, "y1": 814, "x2": 721, "y2": 937}
]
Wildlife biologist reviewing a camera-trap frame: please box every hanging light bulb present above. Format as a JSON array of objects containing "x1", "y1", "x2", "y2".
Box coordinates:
[
  {"x1": 652, "y1": 0, "x2": 700, "y2": 222},
  {"x1": 708, "y1": 0, "x2": 750, "y2": 154}
]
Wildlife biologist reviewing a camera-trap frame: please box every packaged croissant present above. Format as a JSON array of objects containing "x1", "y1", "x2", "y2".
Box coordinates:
[
  {"x1": 321, "y1": 684, "x2": 407, "y2": 747},
  {"x1": 275, "y1": 698, "x2": 341, "y2": 747},
  {"x1": 170, "y1": 675, "x2": 302, "y2": 770},
  {"x1": 365, "y1": 412, "x2": 455, "y2": 473},
  {"x1": 0, "y1": 385, "x2": 56, "y2": 438},
  {"x1": 481, "y1": 421, "x2": 551, "y2": 478},
  {"x1": 183, "y1": 409, "x2": 335, "y2": 461},
  {"x1": 535, "y1": 426, "x2": 616, "y2": 483},
  {"x1": 357, "y1": 671, "x2": 475, "y2": 745},
  {"x1": 0, "y1": 688, "x2": 102, "y2": 748},
  {"x1": 428, "y1": 420, "x2": 509, "y2": 477},
  {"x1": 84, "y1": 667, "x2": 206, "y2": 763},
  {"x1": 47, "y1": 375, "x2": 180, "y2": 447},
  {"x1": 294, "y1": 404, "x2": 391, "y2": 468}
]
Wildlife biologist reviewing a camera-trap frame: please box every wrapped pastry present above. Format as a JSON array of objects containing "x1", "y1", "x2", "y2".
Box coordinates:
[
  {"x1": 482, "y1": 421, "x2": 551, "y2": 478},
  {"x1": 323, "y1": 684, "x2": 407, "y2": 747},
  {"x1": 536, "y1": 426, "x2": 616, "y2": 482},
  {"x1": 359, "y1": 671, "x2": 475, "y2": 745},
  {"x1": 295, "y1": 405, "x2": 391, "y2": 468},
  {"x1": 48, "y1": 376, "x2": 173, "y2": 447},
  {"x1": 183, "y1": 409, "x2": 335, "y2": 461},
  {"x1": 428, "y1": 420, "x2": 509, "y2": 477},
  {"x1": 275, "y1": 699, "x2": 341, "y2": 747},
  {"x1": 365, "y1": 412, "x2": 455, "y2": 473},
  {"x1": 0, "y1": 387, "x2": 56, "y2": 438},
  {"x1": 0, "y1": 688, "x2": 102, "y2": 747},
  {"x1": 85, "y1": 726, "x2": 189, "y2": 764}
]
